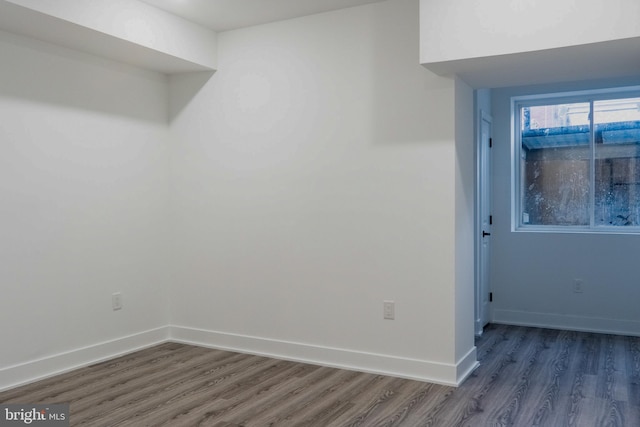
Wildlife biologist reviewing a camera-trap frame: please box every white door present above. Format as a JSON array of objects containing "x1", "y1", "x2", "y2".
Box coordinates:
[{"x1": 476, "y1": 111, "x2": 492, "y2": 335}]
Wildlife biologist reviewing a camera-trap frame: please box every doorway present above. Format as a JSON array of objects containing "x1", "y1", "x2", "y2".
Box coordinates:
[{"x1": 475, "y1": 110, "x2": 492, "y2": 335}]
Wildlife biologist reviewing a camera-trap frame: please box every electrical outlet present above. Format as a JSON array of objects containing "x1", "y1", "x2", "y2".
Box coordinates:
[
  {"x1": 112, "y1": 292, "x2": 123, "y2": 310},
  {"x1": 383, "y1": 300, "x2": 395, "y2": 320},
  {"x1": 573, "y1": 279, "x2": 584, "y2": 293}
]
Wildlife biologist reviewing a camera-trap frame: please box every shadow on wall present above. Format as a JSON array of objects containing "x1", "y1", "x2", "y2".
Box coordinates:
[
  {"x1": 168, "y1": 71, "x2": 216, "y2": 124},
  {"x1": 0, "y1": 30, "x2": 169, "y2": 124}
]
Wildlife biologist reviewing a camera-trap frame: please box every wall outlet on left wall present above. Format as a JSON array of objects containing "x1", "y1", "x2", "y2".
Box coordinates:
[
  {"x1": 383, "y1": 300, "x2": 395, "y2": 320},
  {"x1": 112, "y1": 292, "x2": 123, "y2": 311}
]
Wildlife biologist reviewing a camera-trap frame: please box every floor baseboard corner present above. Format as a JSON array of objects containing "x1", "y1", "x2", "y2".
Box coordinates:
[{"x1": 0, "y1": 326, "x2": 170, "y2": 392}]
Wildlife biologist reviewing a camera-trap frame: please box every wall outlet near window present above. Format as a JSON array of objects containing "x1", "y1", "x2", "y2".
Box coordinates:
[{"x1": 573, "y1": 279, "x2": 584, "y2": 293}]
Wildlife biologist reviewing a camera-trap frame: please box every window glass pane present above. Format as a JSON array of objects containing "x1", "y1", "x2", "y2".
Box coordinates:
[
  {"x1": 594, "y1": 97, "x2": 640, "y2": 226},
  {"x1": 520, "y1": 103, "x2": 590, "y2": 226}
]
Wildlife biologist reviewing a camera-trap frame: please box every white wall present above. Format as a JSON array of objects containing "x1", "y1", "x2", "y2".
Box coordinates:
[
  {"x1": 475, "y1": 90, "x2": 491, "y2": 117},
  {"x1": 0, "y1": 30, "x2": 171, "y2": 389},
  {"x1": 454, "y1": 77, "x2": 477, "y2": 375},
  {"x1": 0, "y1": 0, "x2": 478, "y2": 389},
  {"x1": 169, "y1": 0, "x2": 476, "y2": 385},
  {"x1": 491, "y1": 77, "x2": 640, "y2": 335},
  {"x1": 420, "y1": 0, "x2": 640, "y2": 64}
]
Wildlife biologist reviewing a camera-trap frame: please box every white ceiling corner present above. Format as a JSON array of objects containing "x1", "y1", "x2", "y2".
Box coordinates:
[{"x1": 139, "y1": 0, "x2": 386, "y2": 32}]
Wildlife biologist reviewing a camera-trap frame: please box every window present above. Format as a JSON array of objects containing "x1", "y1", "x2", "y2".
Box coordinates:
[{"x1": 513, "y1": 87, "x2": 640, "y2": 232}]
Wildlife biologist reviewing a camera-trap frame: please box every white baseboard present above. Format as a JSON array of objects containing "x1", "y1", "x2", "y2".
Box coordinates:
[
  {"x1": 0, "y1": 325, "x2": 479, "y2": 391},
  {"x1": 0, "y1": 327, "x2": 169, "y2": 392},
  {"x1": 493, "y1": 309, "x2": 640, "y2": 337},
  {"x1": 169, "y1": 325, "x2": 477, "y2": 387},
  {"x1": 456, "y1": 346, "x2": 479, "y2": 385}
]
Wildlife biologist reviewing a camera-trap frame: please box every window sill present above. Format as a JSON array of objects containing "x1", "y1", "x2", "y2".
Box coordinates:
[{"x1": 514, "y1": 225, "x2": 640, "y2": 235}]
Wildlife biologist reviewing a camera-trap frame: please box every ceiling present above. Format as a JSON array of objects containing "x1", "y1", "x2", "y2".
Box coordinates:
[{"x1": 140, "y1": 0, "x2": 386, "y2": 32}]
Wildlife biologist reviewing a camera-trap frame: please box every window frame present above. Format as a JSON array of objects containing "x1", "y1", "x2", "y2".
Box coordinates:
[{"x1": 511, "y1": 86, "x2": 640, "y2": 234}]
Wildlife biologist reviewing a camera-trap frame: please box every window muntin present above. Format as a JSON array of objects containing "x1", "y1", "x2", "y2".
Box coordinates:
[{"x1": 514, "y1": 89, "x2": 640, "y2": 232}]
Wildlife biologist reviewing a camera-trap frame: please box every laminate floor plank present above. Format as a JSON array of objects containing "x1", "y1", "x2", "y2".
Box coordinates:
[
  {"x1": 150, "y1": 364, "x2": 341, "y2": 427},
  {"x1": 2, "y1": 324, "x2": 640, "y2": 426},
  {"x1": 555, "y1": 336, "x2": 599, "y2": 427},
  {"x1": 0, "y1": 343, "x2": 192, "y2": 403},
  {"x1": 438, "y1": 327, "x2": 544, "y2": 426},
  {"x1": 241, "y1": 368, "x2": 361, "y2": 426},
  {"x1": 71, "y1": 353, "x2": 254, "y2": 425},
  {"x1": 65, "y1": 347, "x2": 242, "y2": 415},
  {"x1": 521, "y1": 330, "x2": 577, "y2": 427},
  {"x1": 70, "y1": 351, "x2": 259, "y2": 424},
  {"x1": 626, "y1": 335, "x2": 640, "y2": 408},
  {"x1": 446, "y1": 338, "x2": 550, "y2": 425},
  {"x1": 98, "y1": 355, "x2": 277, "y2": 426},
  {"x1": 150, "y1": 361, "x2": 315, "y2": 426},
  {"x1": 242, "y1": 371, "x2": 377, "y2": 427},
  {"x1": 215, "y1": 366, "x2": 330, "y2": 426},
  {"x1": 364, "y1": 382, "x2": 450, "y2": 427},
  {"x1": 334, "y1": 375, "x2": 416, "y2": 427},
  {"x1": 340, "y1": 377, "x2": 432, "y2": 427}
]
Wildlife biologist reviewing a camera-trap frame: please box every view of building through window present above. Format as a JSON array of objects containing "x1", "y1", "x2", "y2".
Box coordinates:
[{"x1": 519, "y1": 95, "x2": 640, "y2": 229}]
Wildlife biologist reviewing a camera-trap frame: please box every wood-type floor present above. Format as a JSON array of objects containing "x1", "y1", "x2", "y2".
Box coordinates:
[{"x1": 1, "y1": 324, "x2": 639, "y2": 426}]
